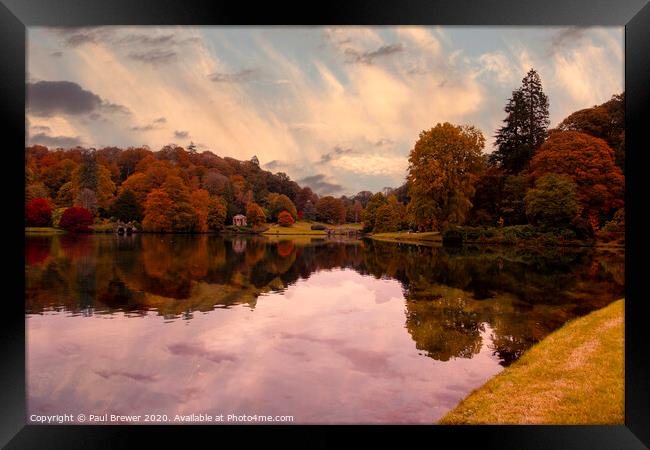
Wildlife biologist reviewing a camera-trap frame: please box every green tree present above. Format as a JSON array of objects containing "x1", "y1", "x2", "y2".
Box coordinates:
[
  {"x1": 468, "y1": 165, "x2": 505, "y2": 226},
  {"x1": 361, "y1": 193, "x2": 387, "y2": 232},
  {"x1": 524, "y1": 173, "x2": 579, "y2": 229},
  {"x1": 52, "y1": 207, "x2": 67, "y2": 228},
  {"x1": 302, "y1": 200, "x2": 317, "y2": 221},
  {"x1": 407, "y1": 122, "x2": 485, "y2": 231},
  {"x1": 75, "y1": 150, "x2": 99, "y2": 191},
  {"x1": 110, "y1": 189, "x2": 142, "y2": 222},
  {"x1": 266, "y1": 193, "x2": 298, "y2": 221},
  {"x1": 499, "y1": 174, "x2": 529, "y2": 225},
  {"x1": 55, "y1": 182, "x2": 74, "y2": 207},
  {"x1": 489, "y1": 69, "x2": 550, "y2": 173},
  {"x1": 373, "y1": 197, "x2": 400, "y2": 233}
]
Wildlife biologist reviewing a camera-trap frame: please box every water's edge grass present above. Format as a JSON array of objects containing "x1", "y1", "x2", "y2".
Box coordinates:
[{"x1": 439, "y1": 298, "x2": 624, "y2": 425}]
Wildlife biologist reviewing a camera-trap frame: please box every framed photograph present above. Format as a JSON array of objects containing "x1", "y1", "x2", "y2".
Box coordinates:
[{"x1": 2, "y1": 0, "x2": 649, "y2": 447}]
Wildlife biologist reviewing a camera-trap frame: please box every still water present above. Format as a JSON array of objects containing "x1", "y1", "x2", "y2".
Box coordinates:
[{"x1": 25, "y1": 234, "x2": 624, "y2": 424}]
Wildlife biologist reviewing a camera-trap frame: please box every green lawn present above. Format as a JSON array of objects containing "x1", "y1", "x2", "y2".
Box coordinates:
[
  {"x1": 262, "y1": 221, "x2": 327, "y2": 236},
  {"x1": 25, "y1": 227, "x2": 65, "y2": 234},
  {"x1": 439, "y1": 298, "x2": 624, "y2": 425},
  {"x1": 370, "y1": 231, "x2": 441, "y2": 244},
  {"x1": 262, "y1": 221, "x2": 364, "y2": 236}
]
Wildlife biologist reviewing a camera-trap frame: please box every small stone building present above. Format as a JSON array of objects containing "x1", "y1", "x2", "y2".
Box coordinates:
[
  {"x1": 116, "y1": 220, "x2": 137, "y2": 235},
  {"x1": 233, "y1": 214, "x2": 247, "y2": 226}
]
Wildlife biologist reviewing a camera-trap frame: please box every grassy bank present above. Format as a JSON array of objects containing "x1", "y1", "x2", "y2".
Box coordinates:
[
  {"x1": 440, "y1": 298, "x2": 624, "y2": 425},
  {"x1": 370, "y1": 225, "x2": 617, "y2": 248},
  {"x1": 263, "y1": 221, "x2": 326, "y2": 236},
  {"x1": 262, "y1": 221, "x2": 363, "y2": 236},
  {"x1": 25, "y1": 227, "x2": 65, "y2": 235},
  {"x1": 370, "y1": 231, "x2": 441, "y2": 244}
]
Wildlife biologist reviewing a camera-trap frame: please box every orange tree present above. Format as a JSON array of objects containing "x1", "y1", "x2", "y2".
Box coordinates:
[
  {"x1": 207, "y1": 197, "x2": 227, "y2": 231},
  {"x1": 190, "y1": 189, "x2": 210, "y2": 232},
  {"x1": 529, "y1": 131, "x2": 624, "y2": 227},
  {"x1": 162, "y1": 175, "x2": 197, "y2": 232},
  {"x1": 278, "y1": 210, "x2": 295, "y2": 227},
  {"x1": 556, "y1": 93, "x2": 624, "y2": 171},
  {"x1": 246, "y1": 202, "x2": 266, "y2": 226},
  {"x1": 142, "y1": 189, "x2": 174, "y2": 232},
  {"x1": 315, "y1": 196, "x2": 346, "y2": 224},
  {"x1": 407, "y1": 122, "x2": 485, "y2": 231}
]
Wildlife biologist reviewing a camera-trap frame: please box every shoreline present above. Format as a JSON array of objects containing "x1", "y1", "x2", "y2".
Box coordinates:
[
  {"x1": 439, "y1": 299, "x2": 624, "y2": 424},
  {"x1": 25, "y1": 227, "x2": 625, "y2": 250}
]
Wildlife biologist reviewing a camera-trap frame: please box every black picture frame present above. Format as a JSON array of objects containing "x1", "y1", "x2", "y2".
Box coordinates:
[{"x1": 2, "y1": 0, "x2": 649, "y2": 448}]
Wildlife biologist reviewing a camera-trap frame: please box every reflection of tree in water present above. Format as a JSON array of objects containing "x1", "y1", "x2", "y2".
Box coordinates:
[
  {"x1": 405, "y1": 295, "x2": 484, "y2": 361},
  {"x1": 25, "y1": 234, "x2": 624, "y2": 365}
]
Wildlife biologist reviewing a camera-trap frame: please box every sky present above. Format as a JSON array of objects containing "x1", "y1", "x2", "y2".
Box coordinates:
[{"x1": 26, "y1": 26, "x2": 623, "y2": 196}]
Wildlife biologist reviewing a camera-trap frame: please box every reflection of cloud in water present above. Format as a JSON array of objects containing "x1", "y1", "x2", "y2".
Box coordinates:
[
  {"x1": 26, "y1": 238, "x2": 624, "y2": 424},
  {"x1": 167, "y1": 342, "x2": 238, "y2": 364},
  {"x1": 94, "y1": 369, "x2": 160, "y2": 383},
  {"x1": 32, "y1": 269, "x2": 474, "y2": 423}
]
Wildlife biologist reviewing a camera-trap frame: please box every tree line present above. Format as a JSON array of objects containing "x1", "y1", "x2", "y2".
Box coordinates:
[
  {"x1": 25, "y1": 143, "x2": 367, "y2": 232},
  {"x1": 25, "y1": 68, "x2": 625, "y2": 237},
  {"x1": 363, "y1": 69, "x2": 624, "y2": 237}
]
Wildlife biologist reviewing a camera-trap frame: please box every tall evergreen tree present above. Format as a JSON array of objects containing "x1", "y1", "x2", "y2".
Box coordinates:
[
  {"x1": 489, "y1": 69, "x2": 550, "y2": 173},
  {"x1": 76, "y1": 150, "x2": 99, "y2": 190}
]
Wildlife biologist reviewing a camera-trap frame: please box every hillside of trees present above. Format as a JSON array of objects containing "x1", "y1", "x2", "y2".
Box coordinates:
[
  {"x1": 25, "y1": 69, "x2": 625, "y2": 239},
  {"x1": 25, "y1": 143, "x2": 368, "y2": 232}
]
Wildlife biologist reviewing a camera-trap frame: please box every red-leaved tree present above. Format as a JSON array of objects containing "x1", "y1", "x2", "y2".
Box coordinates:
[
  {"x1": 26, "y1": 198, "x2": 52, "y2": 226},
  {"x1": 59, "y1": 207, "x2": 94, "y2": 232},
  {"x1": 529, "y1": 131, "x2": 624, "y2": 227}
]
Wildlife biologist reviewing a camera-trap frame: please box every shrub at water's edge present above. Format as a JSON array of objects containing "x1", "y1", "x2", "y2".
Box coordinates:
[{"x1": 439, "y1": 299, "x2": 624, "y2": 425}]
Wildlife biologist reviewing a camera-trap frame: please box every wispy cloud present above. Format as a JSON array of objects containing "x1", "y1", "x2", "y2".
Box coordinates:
[
  {"x1": 318, "y1": 146, "x2": 355, "y2": 164},
  {"x1": 27, "y1": 26, "x2": 623, "y2": 194},
  {"x1": 547, "y1": 27, "x2": 588, "y2": 55},
  {"x1": 209, "y1": 68, "x2": 259, "y2": 83},
  {"x1": 132, "y1": 117, "x2": 167, "y2": 132},
  {"x1": 344, "y1": 43, "x2": 404, "y2": 65},
  {"x1": 128, "y1": 49, "x2": 177, "y2": 65}
]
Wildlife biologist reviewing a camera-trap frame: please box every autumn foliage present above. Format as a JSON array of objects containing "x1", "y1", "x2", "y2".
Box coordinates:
[
  {"x1": 26, "y1": 198, "x2": 52, "y2": 226},
  {"x1": 246, "y1": 202, "x2": 266, "y2": 227},
  {"x1": 142, "y1": 189, "x2": 174, "y2": 232},
  {"x1": 59, "y1": 207, "x2": 94, "y2": 232},
  {"x1": 278, "y1": 210, "x2": 295, "y2": 227},
  {"x1": 407, "y1": 123, "x2": 485, "y2": 231},
  {"x1": 24, "y1": 78, "x2": 625, "y2": 240},
  {"x1": 315, "y1": 196, "x2": 346, "y2": 224},
  {"x1": 529, "y1": 131, "x2": 624, "y2": 226}
]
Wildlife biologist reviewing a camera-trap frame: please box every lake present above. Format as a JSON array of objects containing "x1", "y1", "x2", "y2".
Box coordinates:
[{"x1": 25, "y1": 234, "x2": 624, "y2": 424}]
